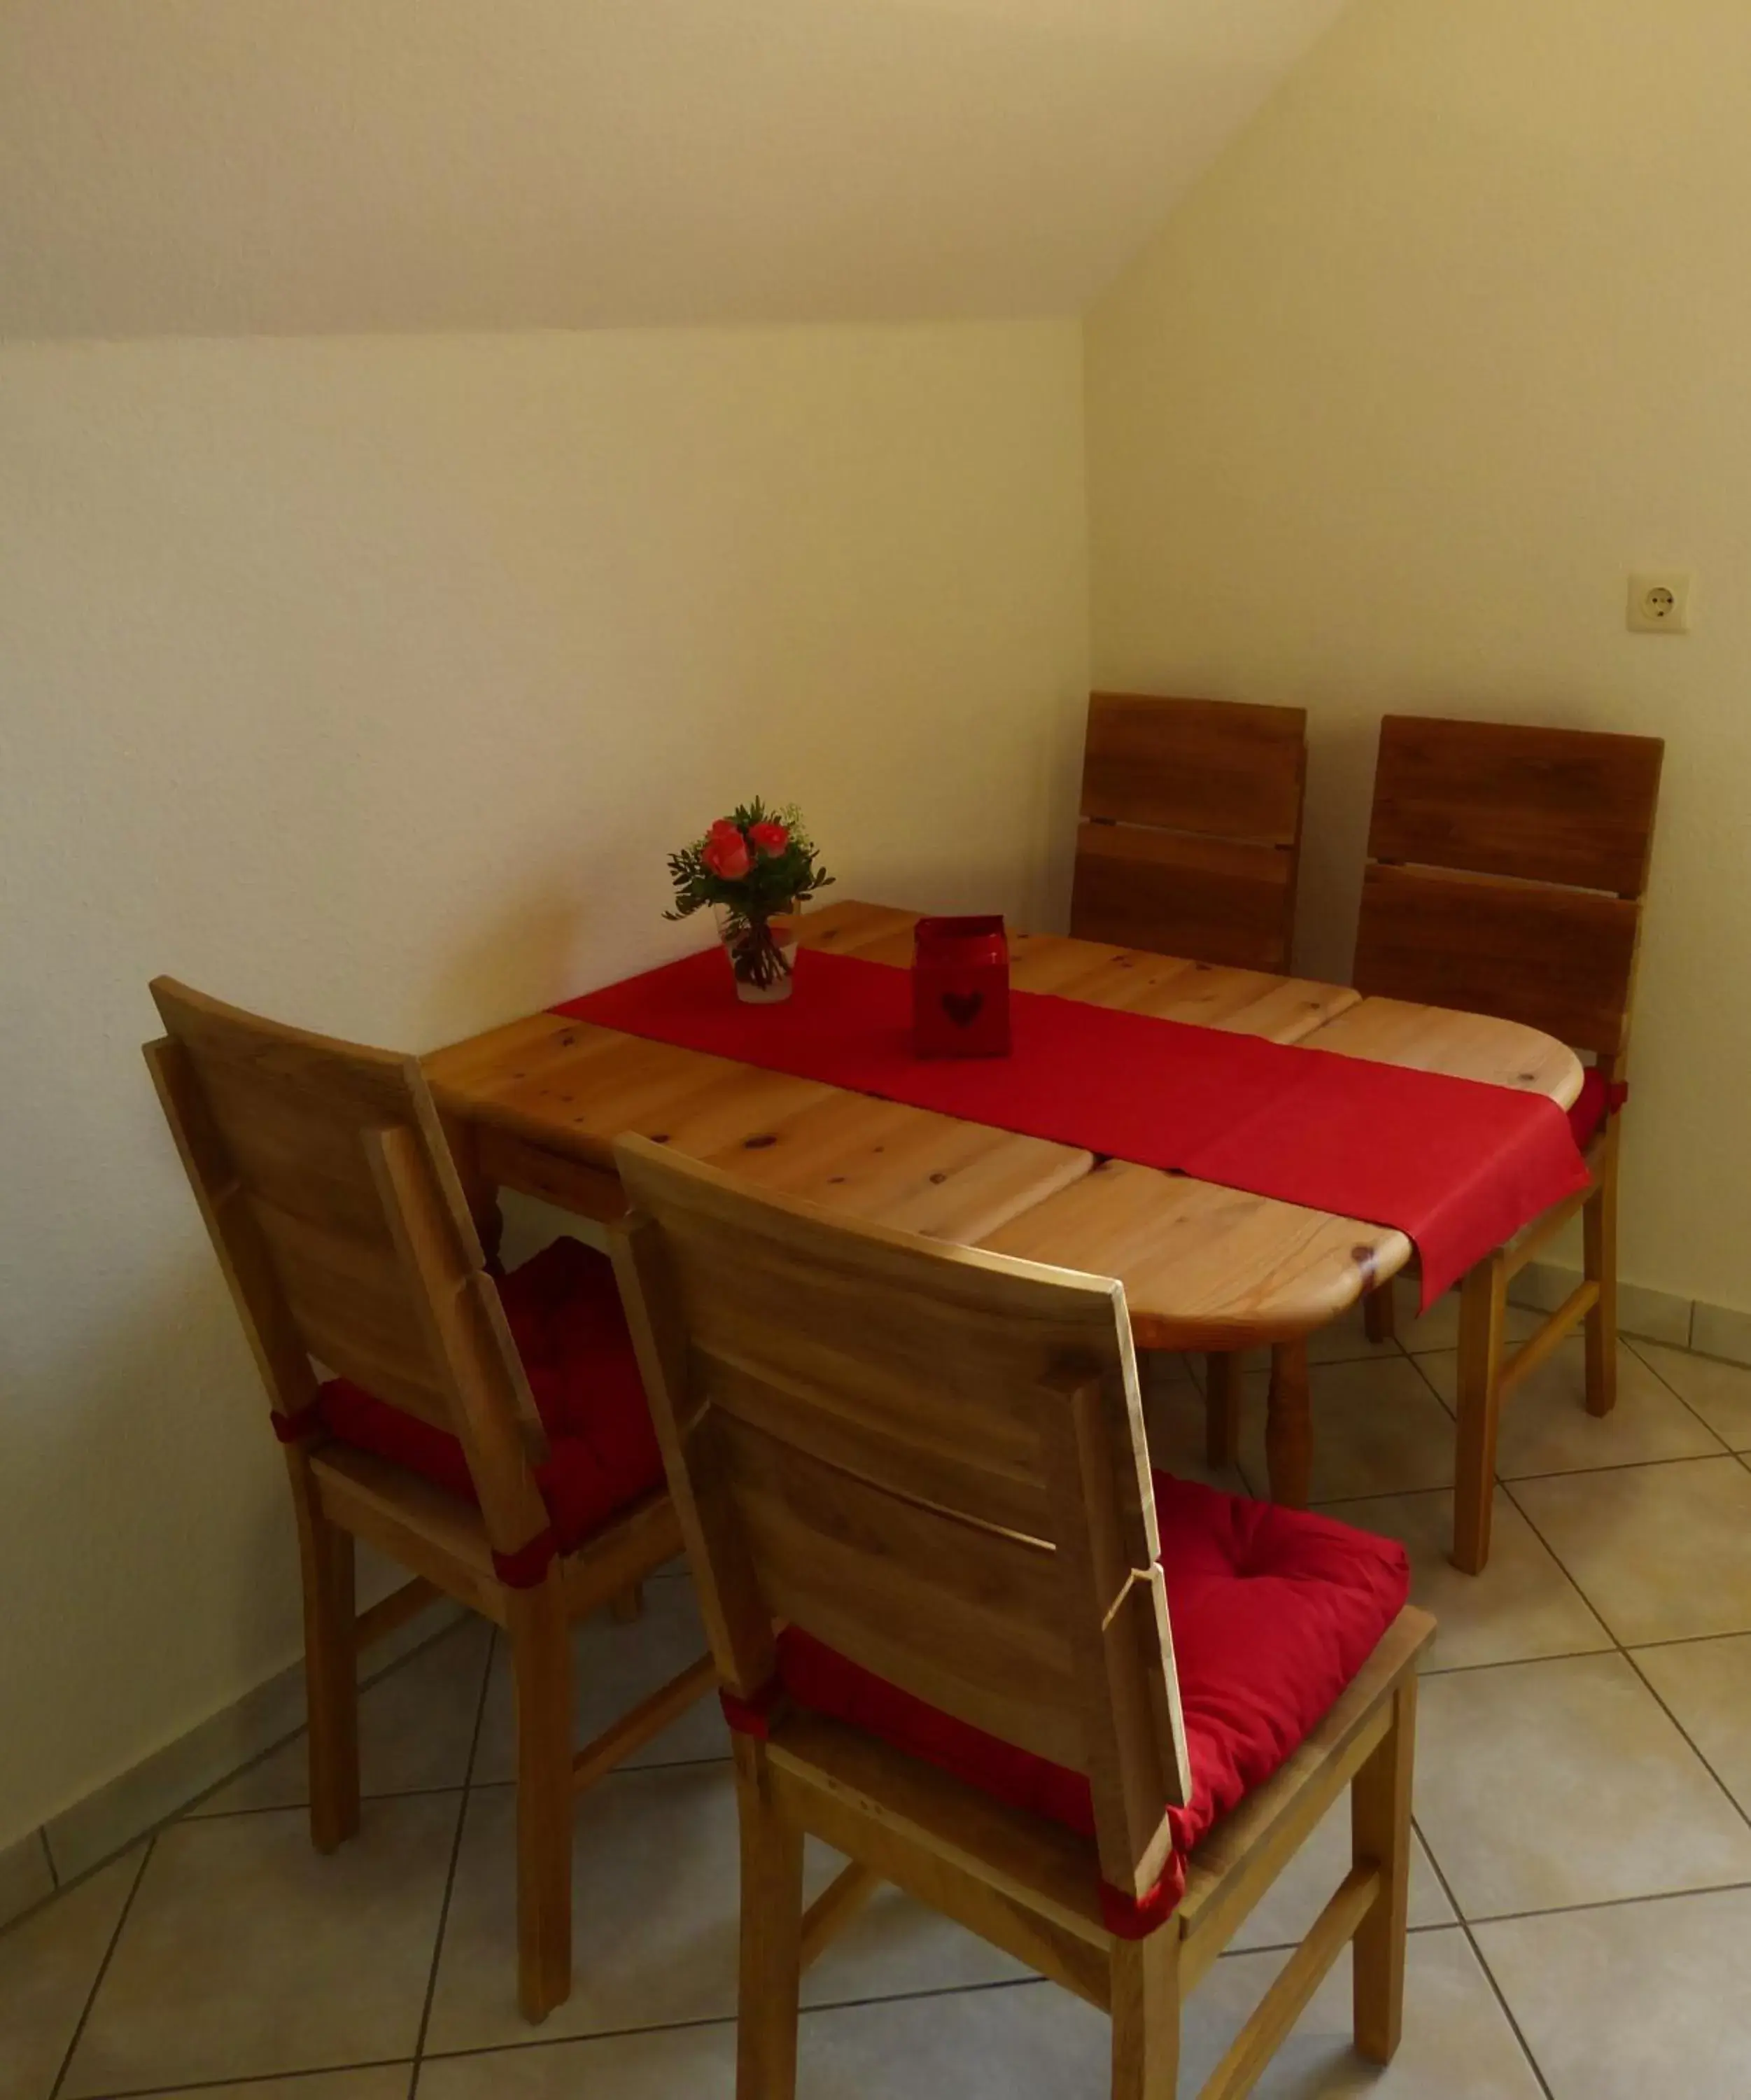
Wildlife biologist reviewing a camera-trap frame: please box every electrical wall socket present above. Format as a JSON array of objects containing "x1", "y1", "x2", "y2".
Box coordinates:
[{"x1": 1629, "y1": 573, "x2": 1693, "y2": 634}]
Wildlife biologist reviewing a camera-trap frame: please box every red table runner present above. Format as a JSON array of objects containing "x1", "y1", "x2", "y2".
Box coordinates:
[{"x1": 554, "y1": 946, "x2": 1589, "y2": 1310}]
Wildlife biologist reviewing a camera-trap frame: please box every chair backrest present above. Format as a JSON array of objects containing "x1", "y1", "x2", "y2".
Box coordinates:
[
  {"x1": 144, "y1": 978, "x2": 551, "y2": 1557},
  {"x1": 610, "y1": 1132, "x2": 1191, "y2": 1901},
  {"x1": 1069, "y1": 691, "x2": 1307, "y2": 972},
  {"x1": 1353, "y1": 715, "x2": 1665, "y2": 1064}
]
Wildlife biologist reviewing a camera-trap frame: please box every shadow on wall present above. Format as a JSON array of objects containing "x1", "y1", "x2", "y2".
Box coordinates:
[{"x1": 1293, "y1": 708, "x2": 1384, "y2": 986}]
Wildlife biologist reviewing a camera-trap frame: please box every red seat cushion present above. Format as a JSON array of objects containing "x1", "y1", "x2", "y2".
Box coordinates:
[
  {"x1": 1567, "y1": 1067, "x2": 1625, "y2": 1152},
  {"x1": 765, "y1": 1473, "x2": 1409, "y2": 1919},
  {"x1": 316, "y1": 1236, "x2": 663, "y2": 1554}
]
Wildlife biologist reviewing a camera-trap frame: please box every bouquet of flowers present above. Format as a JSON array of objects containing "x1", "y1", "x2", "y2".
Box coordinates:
[{"x1": 666, "y1": 799, "x2": 833, "y2": 1000}]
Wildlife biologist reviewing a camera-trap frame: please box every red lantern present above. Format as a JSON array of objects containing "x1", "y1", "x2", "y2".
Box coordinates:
[{"x1": 912, "y1": 914, "x2": 1011, "y2": 1058}]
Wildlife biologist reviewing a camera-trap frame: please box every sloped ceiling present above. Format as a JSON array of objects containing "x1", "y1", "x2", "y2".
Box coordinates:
[{"x1": 0, "y1": 0, "x2": 1348, "y2": 339}]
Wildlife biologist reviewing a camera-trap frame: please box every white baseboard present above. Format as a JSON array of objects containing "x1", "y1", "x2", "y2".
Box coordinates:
[
  {"x1": 0, "y1": 1828, "x2": 55, "y2": 1932},
  {"x1": 1510, "y1": 1261, "x2": 1751, "y2": 1365},
  {"x1": 1692, "y1": 1301, "x2": 1751, "y2": 1368},
  {"x1": 2, "y1": 1600, "x2": 463, "y2": 1934},
  {"x1": 1510, "y1": 1259, "x2": 1692, "y2": 1345}
]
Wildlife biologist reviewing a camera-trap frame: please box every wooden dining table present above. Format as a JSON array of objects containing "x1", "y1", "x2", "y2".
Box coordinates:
[{"x1": 423, "y1": 899, "x2": 1582, "y2": 1559}]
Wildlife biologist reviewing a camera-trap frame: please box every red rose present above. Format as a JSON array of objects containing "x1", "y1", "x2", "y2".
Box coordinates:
[
  {"x1": 701, "y1": 820, "x2": 751, "y2": 881},
  {"x1": 748, "y1": 820, "x2": 790, "y2": 856}
]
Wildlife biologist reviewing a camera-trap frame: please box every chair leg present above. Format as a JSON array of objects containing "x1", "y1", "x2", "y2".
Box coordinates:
[
  {"x1": 1109, "y1": 1928, "x2": 1181, "y2": 2100},
  {"x1": 1452, "y1": 1252, "x2": 1507, "y2": 1574},
  {"x1": 1363, "y1": 1277, "x2": 1397, "y2": 1345},
  {"x1": 507, "y1": 1567, "x2": 575, "y2": 2024},
  {"x1": 1352, "y1": 1672, "x2": 1417, "y2": 2064},
  {"x1": 608, "y1": 1582, "x2": 646, "y2": 1624},
  {"x1": 1583, "y1": 1133, "x2": 1619, "y2": 1418},
  {"x1": 1204, "y1": 1352, "x2": 1242, "y2": 1470},
  {"x1": 732, "y1": 1734, "x2": 804, "y2": 2100},
  {"x1": 287, "y1": 1452, "x2": 360, "y2": 1855},
  {"x1": 1265, "y1": 1339, "x2": 1313, "y2": 1508}
]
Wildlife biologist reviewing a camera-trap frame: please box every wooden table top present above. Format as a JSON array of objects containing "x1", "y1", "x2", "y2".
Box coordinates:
[{"x1": 424, "y1": 898, "x2": 1582, "y2": 1350}]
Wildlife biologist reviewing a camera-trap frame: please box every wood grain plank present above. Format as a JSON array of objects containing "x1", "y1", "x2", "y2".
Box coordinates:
[
  {"x1": 982, "y1": 1160, "x2": 1411, "y2": 1351},
  {"x1": 1071, "y1": 822, "x2": 1295, "y2": 974},
  {"x1": 1353, "y1": 862, "x2": 1640, "y2": 1058},
  {"x1": 1081, "y1": 692, "x2": 1305, "y2": 844},
  {"x1": 1302, "y1": 990, "x2": 1584, "y2": 1104},
  {"x1": 802, "y1": 907, "x2": 1356, "y2": 1044},
  {"x1": 1367, "y1": 713, "x2": 1663, "y2": 895}
]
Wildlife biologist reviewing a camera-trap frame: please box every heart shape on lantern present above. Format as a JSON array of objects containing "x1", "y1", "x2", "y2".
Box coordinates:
[{"x1": 941, "y1": 990, "x2": 985, "y2": 1028}]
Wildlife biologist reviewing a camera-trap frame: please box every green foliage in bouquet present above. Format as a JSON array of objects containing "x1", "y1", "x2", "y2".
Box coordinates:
[{"x1": 664, "y1": 800, "x2": 834, "y2": 922}]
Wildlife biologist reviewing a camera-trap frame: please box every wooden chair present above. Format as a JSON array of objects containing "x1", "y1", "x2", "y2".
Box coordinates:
[
  {"x1": 1073, "y1": 691, "x2": 1309, "y2": 1462},
  {"x1": 1070, "y1": 692, "x2": 1307, "y2": 973},
  {"x1": 144, "y1": 980, "x2": 713, "y2": 2022},
  {"x1": 1351, "y1": 715, "x2": 1664, "y2": 1571},
  {"x1": 611, "y1": 1133, "x2": 1433, "y2": 2100}
]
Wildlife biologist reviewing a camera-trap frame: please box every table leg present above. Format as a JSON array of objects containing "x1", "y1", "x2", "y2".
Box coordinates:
[
  {"x1": 1452, "y1": 1251, "x2": 1507, "y2": 1574},
  {"x1": 1204, "y1": 1352, "x2": 1242, "y2": 1471},
  {"x1": 1362, "y1": 1279, "x2": 1397, "y2": 1345},
  {"x1": 1265, "y1": 1339, "x2": 1312, "y2": 1507}
]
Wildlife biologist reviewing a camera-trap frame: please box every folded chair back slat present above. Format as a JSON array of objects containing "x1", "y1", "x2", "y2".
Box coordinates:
[
  {"x1": 1356, "y1": 715, "x2": 1664, "y2": 1060},
  {"x1": 1366, "y1": 713, "x2": 1663, "y2": 895},
  {"x1": 1071, "y1": 692, "x2": 1307, "y2": 972},
  {"x1": 1354, "y1": 864, "x2": 1642, "y2": 1057},
  {"x1": 612, "y1": 1134, "x2": 1192, "y2": 1899},
  {"x1": 146, "y1": 977, "x2": 549, "y2": 1556}
]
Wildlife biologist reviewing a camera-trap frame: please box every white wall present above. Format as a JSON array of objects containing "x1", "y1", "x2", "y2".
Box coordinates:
[
  {"x1": 0, "y1": 321, "x2": 1088, "y2": 1848},
  {"x1": 1086, "y1": 0, "x2": 1751, "y2": 1312}
]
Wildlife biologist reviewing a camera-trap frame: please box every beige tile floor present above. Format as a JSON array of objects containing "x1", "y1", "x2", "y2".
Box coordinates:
[{"x1": 10, "y1": 1313, "x2": 1751, "y2": 2099}]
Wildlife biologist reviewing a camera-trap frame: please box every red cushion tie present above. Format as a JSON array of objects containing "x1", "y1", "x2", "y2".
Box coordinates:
[
  {"x1": 269, "y1": 1404, "x2": 325, "y2": 1445},
  {"x1": 311, "y1": 1237, "x2": 667, "y2": 1559},
  {"x1": 719, "y1": 1679, "x2": 782, "y2": 1741},
  {"x1": 1099, "y1": 1870, "x2": 1184, "y2": 1942},
  {"x1": 1568, "y1": 1070, "x2": 1631, "y2": 1152},
  {"x1": 491, "y1": 1528, "x2": 559, "y2": 1590}
]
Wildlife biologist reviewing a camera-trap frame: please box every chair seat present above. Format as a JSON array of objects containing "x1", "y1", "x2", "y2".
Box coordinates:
[
  {"x1": 766, "y1": 1474, "x2": 1409, "y2": 1915},
  {"x1": 317, "y1": 1237, "x2": 665, "y2": 1554}
]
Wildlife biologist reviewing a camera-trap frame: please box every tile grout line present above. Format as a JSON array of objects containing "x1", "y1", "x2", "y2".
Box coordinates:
[
  {"x1": 1461, "y1": 1874, "x2": 1751, "y2": 1930},
  {"x1": 1417, "y1": 1645, "x2": 1612, "y2": 1681},
  {"x1": 406, "y1": 1625, "x2": 499, "y2": 2099},
  {"x1": 1619, "y1": 1647, "x2": 1751, "y2": 1842},
  {"x1": 187, "y1": 1780, "x2": 484, "y2": 1825},
  {"x1": 1464, "y1": 1928, "x2": 1559, "y2": 2100},
  {"x1": 1500, "y1": 1474, "x2": 1629, "y2": 1660},
  {"x1": 1500, "y1": 1471, "x2": 1751, "y2": 1851},
  {"x1": 412, "y1": 1971, "x2": 1053, "y2": 2073},
  {"x1": 71, "y1": 2057, "x2": 415, "y2": 2100},
  {"x1": 463, "y1": 1748, "x2": 735, "y2": 1798},
  {"x1": 178, "y1": 1748, "x2": 737, "y2": 1825},
  {"x1": 48, "y1": 1833, "x2": 155, "y2": 2100},
  {"x1": 1625, "y1": 1624, "x2": 1751, "y2": 1656},
  {"x1": 1402, "y1": 1345, "x2": 1457, "y2": 1424},
  {"x1": 1602, "y1": 1336, "x2": 1736, "y2": 1455},
  {"x1": 1411, "y1": 1812, "x2": 1557, "y2": 2100}
]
